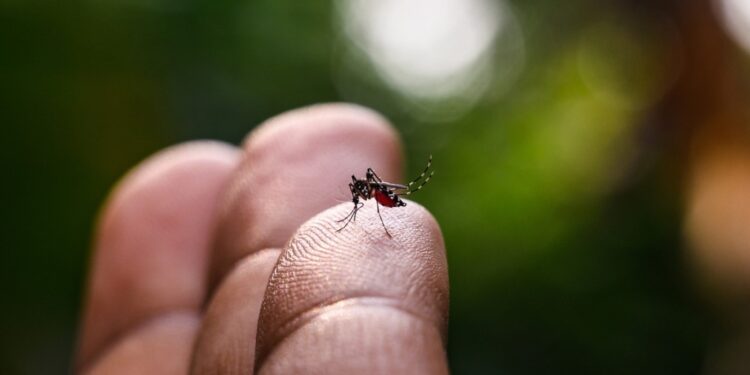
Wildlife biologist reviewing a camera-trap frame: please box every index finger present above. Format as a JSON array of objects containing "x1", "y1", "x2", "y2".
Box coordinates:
[
  {"x1": 193, "y1": 104, "x2": 410, "y2": 373},
  {"x1": 209, "y1": 103, "x2": 404, "y2": 286}
]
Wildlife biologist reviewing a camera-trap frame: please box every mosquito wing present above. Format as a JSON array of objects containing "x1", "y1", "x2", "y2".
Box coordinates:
[{"x1": 369, "y1": 181, "x2": 408, "y2": 190}]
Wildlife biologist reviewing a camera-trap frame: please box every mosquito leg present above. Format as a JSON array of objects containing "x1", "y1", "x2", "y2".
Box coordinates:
[
  {"x1": 366, "y1": 168, "x2": 384, "y2": 184},
  {"x1": 337, "y1": 183, "x2": 359, "y2": 225},
  {"x1": 336, "y1": 202, "x2": 363, "y2": 232},
  {"x1": 336, "y1": 209, "x2": 356, "y2": 232},
  {"x1": 336, "y1": 205, "x2": 356, "y2": 223},
  {"x1": 375, "y1": 200, "x2": 391, "y2": 237},
  {"x1": 352, "y1": 202, "x2": 363, "y2": 222}
]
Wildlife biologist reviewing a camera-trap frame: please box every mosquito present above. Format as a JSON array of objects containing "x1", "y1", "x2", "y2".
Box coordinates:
[{"x1": 336, "y1": 155, "x2": 434, "y2": 236}]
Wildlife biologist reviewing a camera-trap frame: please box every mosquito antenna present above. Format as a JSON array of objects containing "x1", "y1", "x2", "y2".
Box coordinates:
[
  {"x1": 375, "y1": 201, "x2": 391, "y2": 237},
  {"x1": 336, "y1": 202, "x2": 363, "y2": 232}
]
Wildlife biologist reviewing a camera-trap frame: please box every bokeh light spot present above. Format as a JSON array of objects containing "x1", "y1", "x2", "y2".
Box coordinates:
[
  {"x1": 717, "y1": 0, "x2": 750, "y2": 54},
  {"x1": 336, "y1": 0, "x2": 522, "y2": 119}
]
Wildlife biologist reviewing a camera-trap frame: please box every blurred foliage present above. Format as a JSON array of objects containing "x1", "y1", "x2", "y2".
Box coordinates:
[{"x1": 2, "y1": 0, "x2": 715, "y2": 373}]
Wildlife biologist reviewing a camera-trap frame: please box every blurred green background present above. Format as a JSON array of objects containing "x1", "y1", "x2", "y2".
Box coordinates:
[{"x1": 7, "y1": 0, "x2": 750, "y2": 373}]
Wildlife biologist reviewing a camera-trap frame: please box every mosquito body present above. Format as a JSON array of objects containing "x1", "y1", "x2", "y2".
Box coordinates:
[{"x1": 337, "y1": 155, "x2": 433, "y2": 236}]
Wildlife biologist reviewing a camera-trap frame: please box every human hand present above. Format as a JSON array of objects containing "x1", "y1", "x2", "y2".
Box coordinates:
[{"x1": 76, "y1": 104, "x2": 449, "y2": 374}]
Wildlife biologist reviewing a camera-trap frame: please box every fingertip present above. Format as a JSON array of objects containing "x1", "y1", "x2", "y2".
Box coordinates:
[
  {"x1": 255, "y1": 200, "x2": 448, "y2": 371},
  {"x1": 240, "y1": 102, "x2": 403, "y2": 188},
  {"x1": 80, "y1": 140, "x2": 240, "y2": 368},
  {"x1": 242, "y1": 103, "x2": 398, "y2": 155},
  {"x1": 210, "y1": 103, "x2": 405, "y2": 286},
  {"x1": 106, "y1": 141, "x2": 240, "y2": 206},
  {"x1": 304, "y1": 199, "x2": 445, "y2": 257}
]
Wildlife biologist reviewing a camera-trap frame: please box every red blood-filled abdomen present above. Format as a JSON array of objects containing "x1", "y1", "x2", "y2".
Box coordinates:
[{"x1": 374, "y1": 190, "x2": 397, "y2": 207}]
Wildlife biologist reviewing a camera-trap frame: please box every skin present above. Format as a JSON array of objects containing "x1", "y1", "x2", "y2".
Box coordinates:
[{"x1": 76, "y1": 103, "x2": 450, "y2": 374}]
